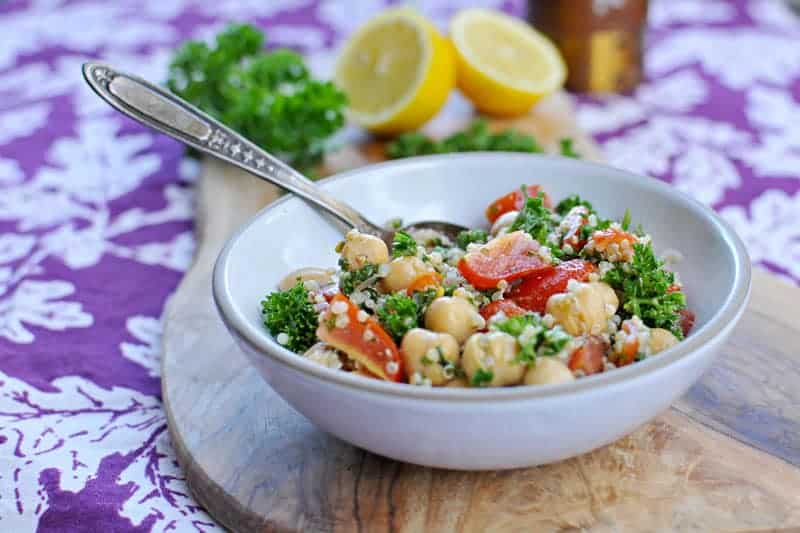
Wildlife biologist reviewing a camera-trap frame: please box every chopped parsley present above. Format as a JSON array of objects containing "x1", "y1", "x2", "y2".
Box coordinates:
[
  {"x1": 603, "y1": 243, "x2": 687, "y2": 338},
  {"x1": 471, "y1": 368, "x2": 494, "y2": 387},
  {"x1": 261, "y1": 281, "x2": 318, "y2": 352},
  {"x1": 455, "y1": 228, "x2": 489, "y2": 249},
  {"x1": 491, "y1": 314, "x2": 572, "y2": 364},
  {"x1": 377, "y1": 293, "x2": 419, "y2": 341},
  {"x1": 509, "y1": 192, "x2": 553, "y2": 245},
  {"x1": 555, "y1": 194, "x2": 595, "y2": 216},
  {"x1": 339, "y1": 261, "x2": 379, "y2": 295},
  {"x1": 412, "y1": 288, "x2": 438, "y2": 320},
  {"x1": 392, "y1": 231, "x2": 418, "y2": 258},
  {"x1": 421, "y1": 354, "x2": 434, "y2": 366}
]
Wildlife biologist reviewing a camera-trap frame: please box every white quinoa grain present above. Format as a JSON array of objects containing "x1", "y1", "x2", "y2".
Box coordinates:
[
  {"x1": 356, "y1": 310, "x2": 369, "y2": 323},
  {"x1": 276, "y1": 332, "x2": 289, "y2": 346},
  {"x1": 331, "y1": 300, "x2": 348, "y2": 315},
  {"x1": 363, "y1": 328, "x2": 375, "y2": 342},
  {"x1": 334, "y1": 314, "x2": 350, "y2": 328}
]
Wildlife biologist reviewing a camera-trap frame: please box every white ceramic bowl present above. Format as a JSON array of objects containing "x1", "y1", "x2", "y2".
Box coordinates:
[{"x1": 213, "y1": 153, "x2": 751, "y2": 470}]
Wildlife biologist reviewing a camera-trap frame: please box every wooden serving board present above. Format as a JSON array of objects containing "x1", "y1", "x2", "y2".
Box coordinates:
[{"x1": 162, "y1": 93, "x2": 800, "y2": 532}]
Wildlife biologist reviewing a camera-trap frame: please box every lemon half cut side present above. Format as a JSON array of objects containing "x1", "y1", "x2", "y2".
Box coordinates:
[
  {"x1": 335, "y1": 7, "x2": 456, "y2": 135},
  {"x1": 450, "y1": 8, "x2": 566, "y2": 117}
]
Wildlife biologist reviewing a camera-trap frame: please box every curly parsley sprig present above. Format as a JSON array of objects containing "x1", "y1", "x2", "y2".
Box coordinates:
[
  {"x1": 166, "y1": 23, "x2": 347, "y2": 173},
  {"x1": 261, "y1": 281, "x2": 318, "y2": 352},
  {"x1": 603, "y1": 243, "x2": 686, "y2": 338},
  {"x1": 377, "y1": 293, "x2": 419, "y2": 341},
  {"x1": 392, "y1": 231, "x2": 418, "y2": 258}
]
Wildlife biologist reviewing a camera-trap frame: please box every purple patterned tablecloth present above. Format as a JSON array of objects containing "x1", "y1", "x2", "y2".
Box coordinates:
[{"x1": 0, "y1": 0, "x2": 798, "y2": 530}]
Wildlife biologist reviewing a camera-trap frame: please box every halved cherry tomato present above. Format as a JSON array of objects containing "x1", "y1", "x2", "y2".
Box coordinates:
[
  {"x1": 457, "y1": 231, "x2": 553, "y2": 290},
  {"x1": 610, "y1": 319, "x2": 640, "y2": 367},
  {"x1": 406, "y1": 272, "x2": 442, "y2": 296},
  {"x1": 509, "y1": 259, "x2": 597, "y2": 313},
  {"x1": 590, "y1": 228, "x2": 638, "y2": 252},
  {"x1": 479, "y1": 299, "x2": 528, "y2": 322},
  {"x1": 679, "y1": 308, "x2": 695, "y2": 337},
  {"x1": 316, "y1": 294, "x2": 404, "y2": 382},
  {"x1": 568, "y1": 336, "x2": 606, "y2": 375},
  {"x1": 485, "y1": 185, "x2": 552, "y2": 223}
]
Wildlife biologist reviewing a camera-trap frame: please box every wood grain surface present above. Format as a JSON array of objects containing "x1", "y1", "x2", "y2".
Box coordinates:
[{"x1": 161, "y1": 93, "x2": 800, "y2": 532}]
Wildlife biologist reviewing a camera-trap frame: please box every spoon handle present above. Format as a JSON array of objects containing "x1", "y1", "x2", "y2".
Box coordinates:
[{"x1": 82, "y1": 62, "x2": 382, "y2": 236}]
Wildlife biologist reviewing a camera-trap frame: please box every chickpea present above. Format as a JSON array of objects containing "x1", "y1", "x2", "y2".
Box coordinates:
[
  {"x1": 523, "y1": 357, "x2": 575, "y2": 386},
  {"x1": 382, "y1": 256, "x2": 430, "y2": 293},
  {"x1": 546, "y1": 281, "x2": 619, "y2": 336},
  {"x1": 462, "y1": 332, "x2": 525, "y2": 387},
  {"x1": 648, "y1": 328, "x2": 678, "y2": 354},
  {"x1": 401, "y1": 328, "x2": 460, "y2": 386},
  {"x1": 425, "y1": 296, "x2": 485, "y2": 344},
  {"x1": 339, "y1": 229, "x2": 389, "y2": 270},
  {"x1": 278, "y1": 267, "x2": 333, "y2": 291},
  {"x1": 490, "y1": 210, "x2": 519, "y2": 237}
]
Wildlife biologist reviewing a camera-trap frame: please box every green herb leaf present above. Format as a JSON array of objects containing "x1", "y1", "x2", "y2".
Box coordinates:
[
  {"x1": 491, "y1": 313, "x2": 573, "y2": 363},
  {"x1": 555, "y1": 194, "x2": 595, "y2": 216},
  {"x1": 621, "y1": 209, "x2": 632, "y2": 231},
  {"x1": 387, "y1": 119, "x2": 543, "y2": 159},
  {"x1": 392, "y1": 231, "x2": 418, "y2": 258},
  {"x1": 166, "y1": 24, "x2": 347, "y2": 173},
  {"x1": 412, "y1": 288, "x2": 438, "y2": 321},
  {"x1": 455, "y1": 229, "x2": 489, "y2": 249},
  {"x1": 261, "y1": 281, "x2": 318, "y2": 352},
  {"x1": 377, "y1": 293, "x2": 419, "y2": 341},
  {"x1": 509, "y1": 193, "x2": 553, "y2": 244},
  {"x1": 470, "y1": 368, "x2": 494, "y2": 387},
  {"x1": 559, "y1": 138, "x2": 579, "y2": 158},
  {"x1": 602, "y1": 243, "x2": 686, "y2": 337},
  {"x1": 339, "y1": 263, "x2": 379, "y2": 295}
]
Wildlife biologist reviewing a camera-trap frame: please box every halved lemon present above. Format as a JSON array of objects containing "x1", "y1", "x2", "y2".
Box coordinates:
[
  {"x1": 450, "y1": 8, "x2": 566, "y2": 117},
  {"x1": 334, "y1": 7, "x2": 456, "y2": 135}
]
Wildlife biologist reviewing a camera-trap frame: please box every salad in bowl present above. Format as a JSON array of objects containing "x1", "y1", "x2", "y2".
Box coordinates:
[{"x1": 262, "y1": 185, "x2": 694, "y2": 389}]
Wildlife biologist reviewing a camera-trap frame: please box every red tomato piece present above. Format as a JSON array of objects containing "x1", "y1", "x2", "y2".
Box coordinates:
[
  {"x1": 568, "y1": 336, "x2": 607, "y2": 375},
  {"x1": 479, "y1": 299, "x2": 528, "y2": 322},
  {"x1": 509, "y1": 259, "x2": 597, "y2": 313},
  {"x1": 406, "y1": 272, "x2": 442, "y2": 296},
  {"x1": 666, "y1": 284, "x2": 681, "y2": 293},
  {"x1": 610, "y1": 319, "x2": 641, "y2": 367},
  {"x1": 316, "y1": 294, "x2": 404, "y2": 382},
  {"x1": 485, "y1": 185, "x2": 552, "y2": 223},
  {"x1": 590, "y1": 228, "x2": 638, "y2": 252},
  {"x1": 457, "y1": 231, "x2": 554, "y2": 290},
  {"x1": 679, "y1": 308, "x2": 695, "y2": 337}
]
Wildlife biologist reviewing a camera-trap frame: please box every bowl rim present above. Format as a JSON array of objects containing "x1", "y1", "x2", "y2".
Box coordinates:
[{"x1": 213, "y1": 152, "x2": 752, "y2": 402}]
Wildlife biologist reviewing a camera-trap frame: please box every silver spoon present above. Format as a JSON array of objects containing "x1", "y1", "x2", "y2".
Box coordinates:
[{"x1": 81, "y1": 62, "x2": 467, "y2": 246}]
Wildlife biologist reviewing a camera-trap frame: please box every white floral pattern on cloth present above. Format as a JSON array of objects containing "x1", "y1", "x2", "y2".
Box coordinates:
[{"x1": 0, "y1": 0, "x2": 798, "y2": 531}]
